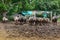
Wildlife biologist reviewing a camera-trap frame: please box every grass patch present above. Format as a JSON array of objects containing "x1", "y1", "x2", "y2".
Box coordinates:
[{"x1": 58, "y1": 18, "x2": 60, "y2": 22}]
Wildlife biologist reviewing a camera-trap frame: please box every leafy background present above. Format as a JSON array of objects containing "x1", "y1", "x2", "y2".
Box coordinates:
[{"x1": 0, "y1": 0, "x2": 60, "y2": 20}]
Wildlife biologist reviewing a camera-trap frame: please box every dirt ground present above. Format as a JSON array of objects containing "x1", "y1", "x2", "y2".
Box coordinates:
[{"x1": 0, "y1": 22, "x2": 60, "y2": 40}]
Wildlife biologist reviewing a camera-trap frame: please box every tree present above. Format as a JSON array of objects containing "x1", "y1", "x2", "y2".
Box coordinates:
[{"x1": 0, "y1": 0, "x2": 60, "y2": 16}]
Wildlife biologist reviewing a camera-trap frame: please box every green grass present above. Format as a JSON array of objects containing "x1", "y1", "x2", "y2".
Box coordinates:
[{"x1": 58, "y1": 18, "x2": 60, "y2": 22}]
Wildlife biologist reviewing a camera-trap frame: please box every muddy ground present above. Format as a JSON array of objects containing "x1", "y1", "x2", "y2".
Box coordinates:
[{"x1": 0, "y1": 22, "x2": 60, "y2": 40}]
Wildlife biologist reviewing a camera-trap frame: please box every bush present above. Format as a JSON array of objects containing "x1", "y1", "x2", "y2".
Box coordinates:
[
  {"x1": 0, "y1": 15, "x2": 3, "y2": 21},
  {"x1": 8, "y1": 16, "x2": 14, "y2": 21},
  {"x1": 58, "y1": 18, "x2": 60, "y2": 22},
  {"x1": 36, "y1": 14, "x2": 43, "y2": 17}
]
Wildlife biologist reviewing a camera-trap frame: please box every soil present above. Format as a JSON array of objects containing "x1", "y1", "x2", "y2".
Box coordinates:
[{"x1": 0, "y1": 22, "x2": 60, "y2": 40}]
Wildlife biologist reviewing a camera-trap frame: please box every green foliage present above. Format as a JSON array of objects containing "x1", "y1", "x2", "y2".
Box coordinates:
[
  {"x1": 0, "y1": 0, "x2": 60, "y2": 17},
  {"x1": 36, "y1": 14, "x2": 43, "y2": 17},
  {"x1": 8, "y1": 16, "x2": 14, "y2": 21}
]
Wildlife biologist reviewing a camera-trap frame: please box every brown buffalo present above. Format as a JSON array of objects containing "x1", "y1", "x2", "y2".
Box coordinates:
[{"x1": 52, "y1": 16, "x2": 57, "y2": 25}]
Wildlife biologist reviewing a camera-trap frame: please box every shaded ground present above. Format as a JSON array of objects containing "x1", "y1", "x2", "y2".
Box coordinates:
[{"x1": 0, "y1": 22, "x2": 60, "y2": 40}]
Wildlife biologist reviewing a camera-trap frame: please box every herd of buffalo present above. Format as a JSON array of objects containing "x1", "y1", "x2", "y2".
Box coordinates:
[{"x1": 2, "y1": 15, "x2": 57, "y2": 25}]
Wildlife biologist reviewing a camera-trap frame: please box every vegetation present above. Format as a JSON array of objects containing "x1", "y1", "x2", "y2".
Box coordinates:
[{"x1": 0, "y1": 0, "x2": 60, "y2": 20}]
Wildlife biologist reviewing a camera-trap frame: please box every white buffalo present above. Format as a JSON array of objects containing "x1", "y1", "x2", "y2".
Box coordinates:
[{"x1": 2, "y1": 17, "x2": 8, "y2": 23}]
